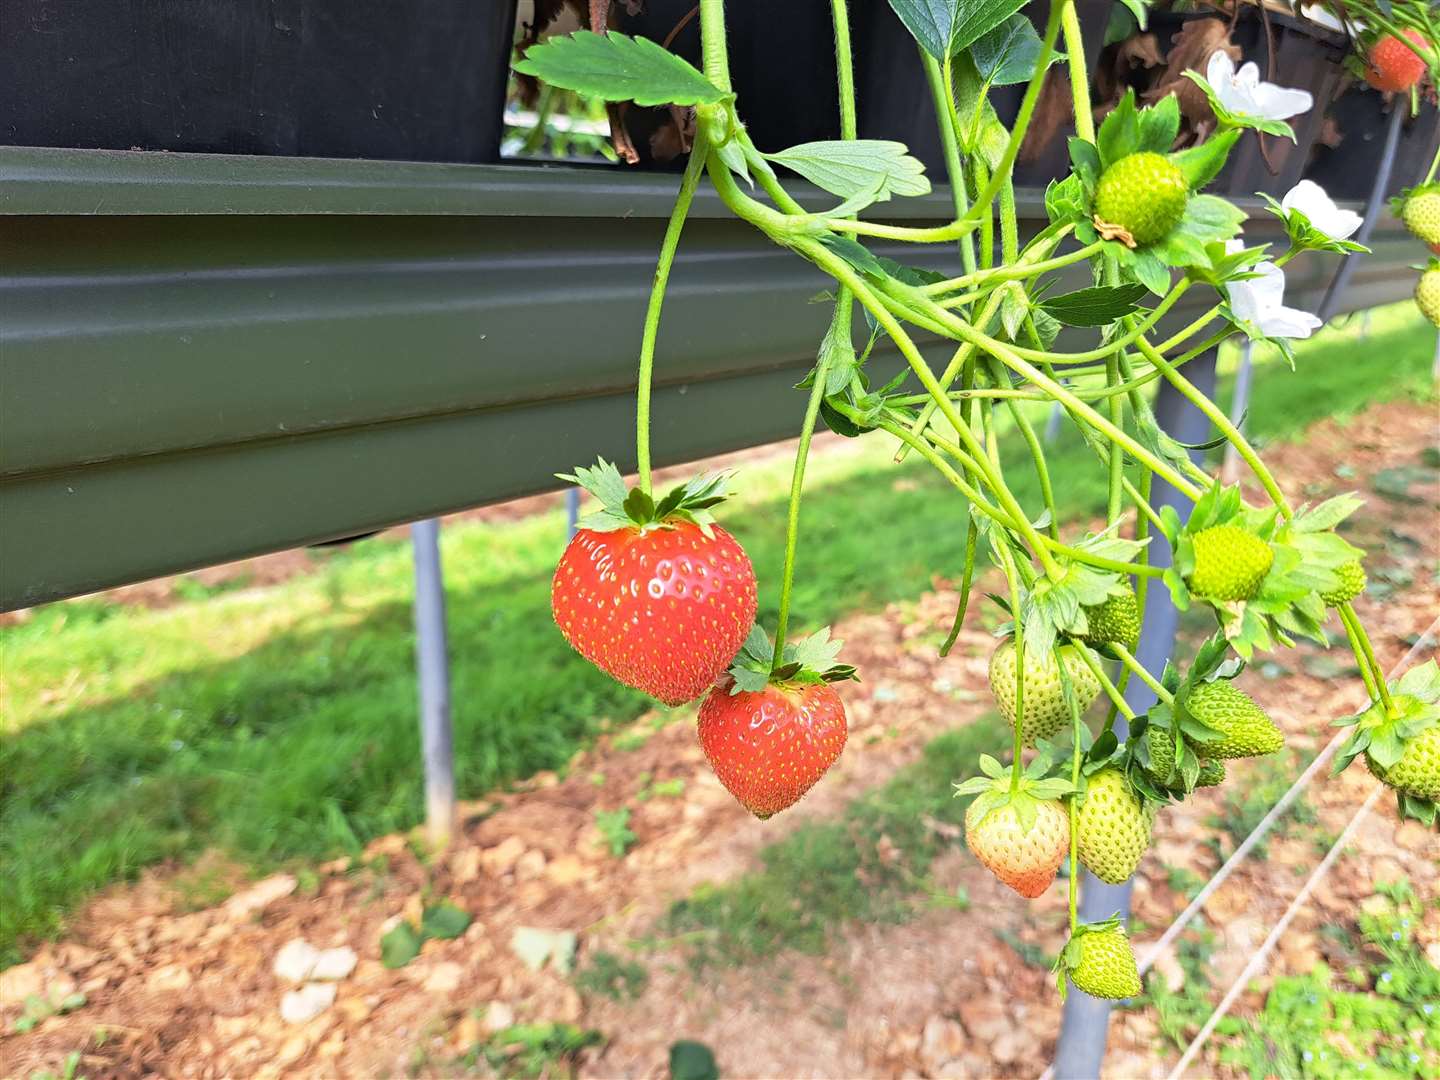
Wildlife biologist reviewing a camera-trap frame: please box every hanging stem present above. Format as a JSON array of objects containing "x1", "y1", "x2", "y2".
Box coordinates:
[
  {"x1": 1060, "y1": 0, "x2": 1095, "y2": 143},
  {"x1": 635, "y1": 145, "x2": 709, "y2": 494},
  {"x1": 1135, "y1": 336, "x2": 1291, "y2": 519},
  {"x1": 1112, "y1": 644, "x2": 1173, "y2": 705},
  {"x1": 1073, "y1": 643, "x2": 1139, "y2": 722},
  {"x1": 921, "y1": 50, "x2": 978, "y2": 276},
  {"x1": 1339, "y1": 603, "x2": 1398, "y2": 717},
  {"x1": 1338, "y1": 603, "x2": 1382, "y2": 704}
]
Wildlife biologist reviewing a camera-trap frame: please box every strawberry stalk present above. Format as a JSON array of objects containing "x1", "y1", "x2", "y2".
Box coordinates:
[{"x1": 634, "y1": 144, "x2": 707, "y2": 497}]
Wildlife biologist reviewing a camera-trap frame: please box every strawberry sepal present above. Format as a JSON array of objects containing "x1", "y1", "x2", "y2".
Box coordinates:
[{"x1": 557, "y1": 457, "x2": 735, "y2": 537}]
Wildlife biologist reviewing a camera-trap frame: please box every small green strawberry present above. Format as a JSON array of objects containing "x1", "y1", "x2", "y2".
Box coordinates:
[
  {"x1": 1319, "y1": 560, "x2": 1367, "y2": 606},
  {"x1": 1076, "y1": 768, "x2": 1152, "y2": 885},
  {"x1": 1081, "y1": 588, "x2": 1141, "y2": 652},
  {"x1": 1093, "y1": 152, "x2": 1189, "y2": 246},
  {"x1": 1367, "y1": 725, "x2": 1440, "y2": 802},
  {"x1": 1417, "y1": 268, "x2": 1440, "y2": 328},
  {"x1": 1056, "y1": 918, "x2": 1143, "y2": 1001},
  {"x1": 1403, "y1": 188, "x2": 1440, "y2": 245},
  {"x1": 1196, "y1": 758, "x2": 1226, "y2": 788},
  {"x1": 1187, "y1": 524, "x2": 1274, "y2": 602},
  {"x1": 1143, "y1": 723, "x2": 1177, "y2": 785},
  {"x1": 1184, "y1": 679, "x2": 1285, "y2": 759},
  {"x1": 988, "y1": 640, "x2": 1102, "y2": 747}
]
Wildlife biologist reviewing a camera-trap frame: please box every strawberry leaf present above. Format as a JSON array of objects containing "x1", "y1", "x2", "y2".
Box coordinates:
[
  {"x1": 767, "y1": 140, "x2": 931, "y2": 201},
  {"x1": 513, "y1": 31, "x2": 726, "y2": 107}
]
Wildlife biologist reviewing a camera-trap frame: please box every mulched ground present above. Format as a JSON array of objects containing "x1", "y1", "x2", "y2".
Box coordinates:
[{"x1": 2, "y1": 401, "x2": 1436, "y2": 1080}]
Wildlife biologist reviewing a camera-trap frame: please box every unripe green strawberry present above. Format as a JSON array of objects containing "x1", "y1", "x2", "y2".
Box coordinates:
[
  {"x1": 1068, "y1": 926, "x2": 1142, "y2": 1000},
  {"x1": 989, "y1": 641, "x2": 1102, "y2": 747},
  {"x1": 1188, "y1": 524, "x2": 1274, "y2": 602},
  {"x1": 1076, "y1": 769, "x2": 1152, "y2": 885},
  {"x1": 965, "y1": 796, "x2": 1070, "y2": 899},
  {"x1": 1417, "y1": 268, "x2": 1440, "y2": 328},
  {"x1": 1320, "y1": 560, "x2": 1367, "y2": 606},
  {"x1": 1144, "y1": 724, "x2": 1177, "y2": 785},
  {"x1": 1196, "y1": 758, "x2": 1225, "y2": 788},
  {"x1": 1081, "y1": 589, "x2": 1141, "y2": 652},
  {"x1": 1093, "y1": 152, "x2": 1188, "y2": 246},
  {"x1": 1185, "y1": 680, "x2": 1284, "y2": 759},
  {"x1": 1403, "y1": 189, "x2": 1440, "y2": 245},
  {"x1": 1366, "y1": 726, "x2": 1440, "y2": 801}
]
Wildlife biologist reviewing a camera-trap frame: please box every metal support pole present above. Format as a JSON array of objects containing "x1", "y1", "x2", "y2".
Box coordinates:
[
  {"x1": 410, "y1": 517, "x2": 456, "y2": 849},
  {"x1": 1051, "y1": 352, "x2": 1219, "y2": 1080},
  {"x1": 1044, "y1": 400, "x2": 1065, "y2": 445},
  {"x1": 1317, "y1": 105, "x2": 1406, "y2": 322},
  {"x1": 566, "y1": 486, "x2": 581, "y2": 540}
]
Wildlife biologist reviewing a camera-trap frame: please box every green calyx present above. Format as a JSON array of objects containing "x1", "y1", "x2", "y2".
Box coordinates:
[
  {"x1": 953, "y1": 752, "x2": 1074, "y2": 827},
  {"x1": 559, "y1": 457, "x2": 733, "y2": 537},
  {"x1": 1053, "y1": 915, "x2": 1142, "y2": 1002},
  {"x1": 1093, "y1": 152, "x2": 1188, "y2": 247},
  {"x1": 1334, "y1": 661, "x2": 1440, "y2": 819},
  {"x1": 725, "y1": 625, "x2": 858, "y2": 694}
]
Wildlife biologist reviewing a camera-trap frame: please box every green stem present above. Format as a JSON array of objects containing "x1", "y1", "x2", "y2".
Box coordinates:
[
  {"x1": 974, "y1": 159, "x2": 995, "y2": 270},
  {"x1": 921, "y1": 238, "x2": 1097, "y2": 295},
  {"x1": 772, "y1": 308, "x2": 844, "y2": 668},
  {"x1": 1112, "y1": 644, "x2": 1173, "y2": 705},
  {"x1": 1072, "y1": 641, "x2": 1138, "y2": 721},
  {"x1": 830, "y1": 0, "x2": 857, "y2": 140},
  {"x1": 999, "y1": 176, "x2": 1020, "y2": 265},
  {"x1": 1060, "y1": 0, "x2": 1095, "y2": 143},
  {"x1": 965, "y1": 0, "x2": 1065, "y2": 223},
  {"x1": 985, "y1": 355, "x2": 1060, "y2": 538},
  {"x1": 940, "y1": 525, "x2": 980, "y2": 658},
  {"x1": 922, "y1": 50, "x2": 978, "y2": 276},
  {"x1": 1105, "y1": 354, "x2": 1124, "y2": 525},
  {"x1": 1339, "y1": 603, "x2": 1398, "y2": 717},
  {"x1": 699, "y1": 0, "x2": 732, "y2": 91},
  {"x1": 994, "y1": 543, "x2": 1028, "y2": 792},
  {"x1": 1338, "y1": 604, "x2": 1382, "y2": 704},
  {"x1": 1134, "y1": 335, "x2": 1291, "y2": 518},
  {"x1": 635, "y1": 146, "x2": 709, "y2": 494},
  {"x1": 799, "y1": 239, "x2": 1065, "y2": 579}
]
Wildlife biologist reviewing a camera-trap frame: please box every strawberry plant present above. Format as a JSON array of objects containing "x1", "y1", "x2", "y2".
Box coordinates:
[{"x1": 522, "y1": 0, "x2": 1439, "y2": 1008}]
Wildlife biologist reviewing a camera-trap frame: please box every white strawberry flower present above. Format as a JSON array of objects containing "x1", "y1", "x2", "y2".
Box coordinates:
[
  {"x1": 1281, "y1": 180, "x2": 1363, "y2": 241},
  {"x1": 1206, "y1": 51, "x2": 1314, "y2": 123},
  {"x1": 1225, "y1": 257, "x2": 1323, "y2": 340}
]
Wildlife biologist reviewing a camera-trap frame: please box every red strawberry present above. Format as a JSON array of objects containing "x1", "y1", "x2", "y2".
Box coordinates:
[
  {"x1": 1366, "y1": 30, "x2": 1430, "y2": 92},
  {"x1": 551, "y1": 460, "x2": 757, "y2": 706},
  {"x1": 697, "y1": 627, "x2": 856, "y2": 818}
]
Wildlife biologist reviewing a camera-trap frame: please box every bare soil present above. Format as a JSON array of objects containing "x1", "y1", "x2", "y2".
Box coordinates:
[{"x1": 2, "y1": 401, "x2": 1437, "y2": 1080}]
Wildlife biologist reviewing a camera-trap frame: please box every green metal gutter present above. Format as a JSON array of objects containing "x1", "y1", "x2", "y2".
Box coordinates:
[{"x1": 0, "y1": 147, "x2": 1415, "y2": 610}]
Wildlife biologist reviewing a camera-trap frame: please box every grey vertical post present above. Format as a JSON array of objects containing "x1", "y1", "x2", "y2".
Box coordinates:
[
  {"x1": 1044, "y1": 400, "x2": 1065, "y2": 444},
  {"x1": 410, "y1": 517, "x2": 456, "y2": 849},
  {"x1": 566, "y1": 486, "x2": 581, "y2": 540},
  {"x1": 1051, "y1": 353, "x2": 1219, "y2": 1080},
  {"x1": 1317, "y1": 105, "x2": 1406, "y2": 322}
]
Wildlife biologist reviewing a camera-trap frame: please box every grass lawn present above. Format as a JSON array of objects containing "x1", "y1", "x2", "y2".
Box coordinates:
[{"x1": 1, "y1": 301, "x2": 1434, "y2": 966}]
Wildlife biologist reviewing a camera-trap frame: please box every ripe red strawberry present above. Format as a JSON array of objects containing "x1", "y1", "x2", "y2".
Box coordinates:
[
  {"x1": 1366, "y1": 30, "x2": 1430, "y2": 92},
  {"x1": 697, "y1": 627, "x2": 856, "y2": 818},
  {"x1": 551, "y1": 460, "x2": 757, "y2": 706}
]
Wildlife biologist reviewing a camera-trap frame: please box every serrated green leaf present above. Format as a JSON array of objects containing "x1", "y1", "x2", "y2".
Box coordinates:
[
  {"x1": 1170, "y1": 129, "x2": 1240, "y2": 191},
  {"x1": 513, "y1": 31, "x2": 725, "y2": 106},
  {"x1": 1097, "y1": 90, "x2": 1141, "y2": 169},
  {"x1": 1136, "y1": 94, "x2": 1180, "y2": 153},
  {"x1": 888, "y1": 0, "x2": 1029, "y2": 59},
  {"x1": 1040, "y1": 283, "x2": 1149, "y2": 326},
  {"x1": 769, "y1": 140, "x2": 930, "y2": 201},
  {"x1": 971, "y1": 14, "x2": 1064, "y2": 86},
  {"x1": 818, "y1": 233, "x2": 887, "y2": 278}
]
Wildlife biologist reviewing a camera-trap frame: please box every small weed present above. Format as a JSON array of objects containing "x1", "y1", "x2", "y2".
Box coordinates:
[
  {"x1": 464, "y1": 1022, "x2": 604, "y2": 1079},
  {"x1": 13, "y1": 992, "x2": 87, "y2": 1034},
  {"x1": 995, "y1": 929, "x2": 1053, "y2": 970},
  {"x1": 26, "y1": 1050, "x2": 85, "y2": 1080},
  {"x1": 573, "y1": 950, "x2": 649, "y2": 1001},
  {"x1": 639, "y1": 778, "x2": 685, "y2": 801},
  {"x1": 595, "y1": 808, "x2": 637, "y2": 857}
]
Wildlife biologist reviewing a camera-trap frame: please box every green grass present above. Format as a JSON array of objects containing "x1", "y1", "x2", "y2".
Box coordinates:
[
  {"x1": 665, "y1": 720, "x2": 1004, "y2": 968},
  {"x1": 1, "y1": 301, "x2": 1433, "y2": 965}
]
